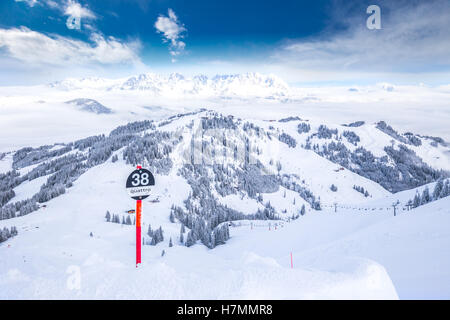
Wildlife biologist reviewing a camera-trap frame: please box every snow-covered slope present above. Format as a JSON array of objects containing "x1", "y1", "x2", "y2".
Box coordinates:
[
  {"x1": 0, "y1": 109, "x2": 449, "y2": 299},
  {"x1": 0, "y1": 156, "x2": 398, "y2": 299},
  {"x1": 291, "y1": 197, "x2": 450, "y2": 299},
  {"x1": 1, "y1": 155, "x2": 449, "y2": 298}
]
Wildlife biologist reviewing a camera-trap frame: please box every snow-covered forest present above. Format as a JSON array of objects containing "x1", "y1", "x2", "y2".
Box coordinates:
[{"x1": 1, "y1": 108, "x2": 449, "y2": 299}]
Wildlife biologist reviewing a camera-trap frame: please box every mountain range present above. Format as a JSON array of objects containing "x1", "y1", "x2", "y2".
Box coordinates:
[{"x1": 49, "y1": 72, "x2": 291, "y2": 99}]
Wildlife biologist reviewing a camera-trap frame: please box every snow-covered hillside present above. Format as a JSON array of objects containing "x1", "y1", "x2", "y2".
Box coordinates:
[
  {"x1": 0, "y1": 109, "x2": 449, "y2": 299},
  {"x1": 65, "y1": 98, "x2": 113, "y2": 115}
]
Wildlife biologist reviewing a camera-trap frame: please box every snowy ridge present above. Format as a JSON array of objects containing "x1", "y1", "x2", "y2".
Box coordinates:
[
  {"x1": 1, "y1": 110, "x2": 449, "y2": 223},
  {"x1": 49, "y1": 72, "x2": 290, "y2": 99},
  {"x1": 65, "y1": 98, "x2": 113, "y2": 114},
  {"x1": 0, "y1": 110, "x2": 449, "y2": 299}
]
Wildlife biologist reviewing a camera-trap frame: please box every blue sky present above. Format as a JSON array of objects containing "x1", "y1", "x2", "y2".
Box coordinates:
[{"x1": 0, "y1": 0, "x2": 449, "y2": 85}]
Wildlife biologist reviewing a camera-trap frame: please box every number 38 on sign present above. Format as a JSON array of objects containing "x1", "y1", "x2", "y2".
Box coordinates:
[{"x1": 126, "y1": 168, "x2": 155, "y2": 200}]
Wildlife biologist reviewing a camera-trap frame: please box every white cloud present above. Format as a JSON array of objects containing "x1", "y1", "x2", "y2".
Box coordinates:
[
  {"x1": 43, "y1": 0, "x2": 60, "y2": 9},
  {"x1": 14, "y1": 1, "x2": 97, "y2": 31},
  {"x1": 0, "y1": 27, "x2": 141, "y2": 66},
  {"x1": 272, "y1": 0, "x2": 450, "y2": 82},
  {"x1": 15, "y1": 0, "x2": 90, "y2": 14},
  {"x1": 155, "y1": 8, "x2": 186, "y2": 61},
  {"x1": 60, "y1": 1, "x2": 97, "y2": 31},
  {"x1": 64, "y1": 0, "x2": 96, "y2": 20},
  {"x1": 14, "y1": 0, "x2": 39, "y2": 7}
]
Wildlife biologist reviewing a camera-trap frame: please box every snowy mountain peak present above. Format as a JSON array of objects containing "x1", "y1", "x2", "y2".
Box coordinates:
[{"x1": 48, "y1": 72, "x2": 290, "y2": 99}]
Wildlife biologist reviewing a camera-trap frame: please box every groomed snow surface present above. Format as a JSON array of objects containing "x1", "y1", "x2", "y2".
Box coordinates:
[{"x1": 1, "y1": 157, "x2": 449, "y2": 299}]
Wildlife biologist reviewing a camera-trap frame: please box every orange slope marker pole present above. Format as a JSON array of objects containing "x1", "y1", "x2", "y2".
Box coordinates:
[{"x1": 136, "y1": 165, "x2": 142, "y2": 267}]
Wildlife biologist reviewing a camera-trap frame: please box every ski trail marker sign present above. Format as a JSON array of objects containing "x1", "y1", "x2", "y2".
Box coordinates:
[{"x1": 126, "y1": 168, "x2": 155, "y2": 200}]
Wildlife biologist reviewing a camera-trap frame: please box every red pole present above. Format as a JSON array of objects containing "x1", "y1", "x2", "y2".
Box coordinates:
[
  {"x1": 136, "y1": 199, "x2": 142, "y2": 267},
  {"x1": 136, "y1": 165, "x2": 142, "y2": 267},
  {"x1": 290, "y1": 252, "x2": 293, "y2": 269}
]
